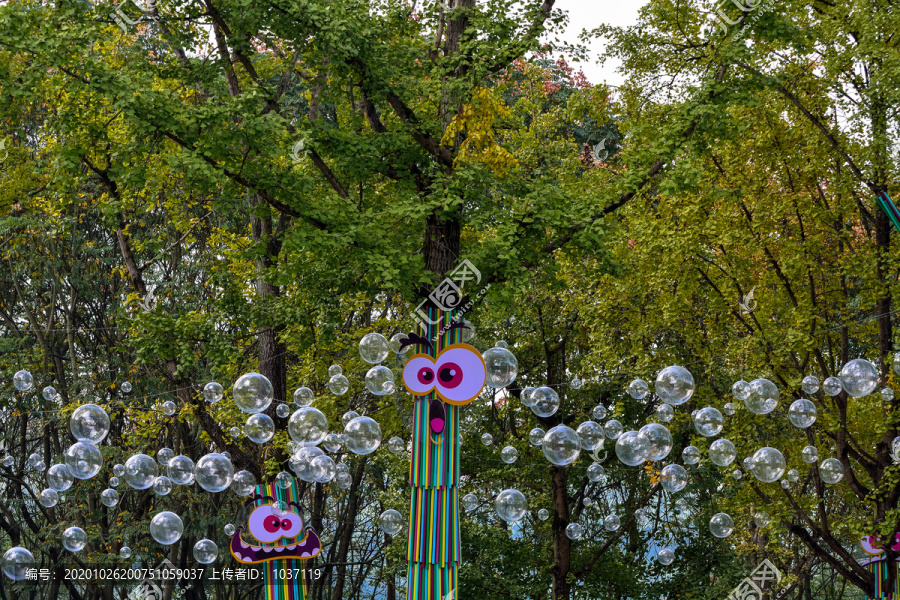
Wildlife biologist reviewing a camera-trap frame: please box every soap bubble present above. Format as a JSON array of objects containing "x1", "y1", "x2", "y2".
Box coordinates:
[
  {"x1": 654, "y1": 366, "x2": 694, "y2": 405},
  {"x1": 202, "y1": 382, "x2": 224, "y2": 403},
  {"x1": 359, "y1": 333, "x2": 390, "y2": 364},
  {"x1": 365, "y1": 366, "x2": 395, "y2": 395},
  {"x1": 224, "y1": 524, "x2": 236, "y2": 536},
  {"x1": 822, "y1": 376, "x2": 842, "y2": 396},
  {"x1": 342, "y1": 411, "x2": 359, "y2": 427},
  {"x1": 529, "y1": 427, "x2": 545, "y2": 446},
  {"x1": 566, "y1": 523, "x2": 585, "y2": 540},
  {"x1": 389, "y1": 333, "x2": 407, "y2": 354},
  {"x1": 328, "y1": 375, "x2": 350, "y2": 395},
  {"x1": 530, "y1": 387, "x2": 559, "y2": 417},
  {"x1": 743, "y1": 457, "x2": 756, "y2": 471},
  {"x1": 732, "y1": 469, "x2": 743, "y2": 480},
  {"x1": 167, "y1": 455, "x2": 195, "y2": 485},
  {"x1": 12, "y1": 370, "x2": 33, "y2": 391},
  {"x1": 61, "y1": 527, "x2": 87, "y2": 552},
  {"x1": 656, "y1": 404, "x2": 674, "y2": 422},
  {"x1": 538, "y1": 508, "x2": 550, "y2": 521},
  {"x1": 323, "y1": 433, "x2": 343, "y2": 453},
  {"x1": 2, "y1": 547, "x2": 35, "y2": 580},
  {"x1": 153, "y1": 476, "x2": 173, "y2": 496},
  {"x1": 500, "y1": 446, "x2": 518, "y2": 464},
  {"x1": 481, "y1": 433, "x2": 493, "y2": 446},
  {"x1": 344, "y1": 416, "x2": 382, "y2": 455},
  {"x1": 311, "y1": 455, "x2": 337, "y2": 483},
  {"x1": 160, "y1": 400, "x2": 177, "y2": 416},
  {"x1": 329, "y1": 365, "x2": 343, "y2": 377},
  {"x1": 288, "y1": 407, "x2": 329, "y2": 446},
  {"x1": 660, "y1": 464, "x2": 688, "y2": 493},
  {"x1": 639, "y1": 423, "x2": 673, "y2": 461},
  {"x1": 387, "y1": 436, "x2": 405, "y2": 455},
  {"x1": 124, "y1": 454, "x2": 158, "y2": 489},
  {"x1": 751, "y1": 447, "x2": 786, "y2": 483},
  {"x1": 839, "y1": 359, "x2": 879, "y2": 397},
  {"x1": 65, "y1": 442, "x2": 103, "y2": 480},
  {"x1": 229, "y1": 427, "x2": 240, "y2": 438},
  {"x1": 156, "y1": 448, "x2": 174, "y2": 467},
  {"x1": 709, "y1": 513, "x2": 734, "y2": 538},
  {"x1": 690, "y1": 410, "x2": 698, "y2": 420},
  {"x1": 195, "y1": 453, "x2": 234, "y2": 492},
  {"x1": 542, "y1": 425, "x2": 581, "y2": 466},
  {"x1": 245, "y1": 413, "x2": 275, "y2": 444},
  {"x1": 883, "y1": 388, "x2": 895, "y2": 401},
  {"x1": 819, "y1": 458, "x2": 843, "y2": 484},
  {"x1": 571, "y1": 378, "x2": 583, "y2": 390},
  {"x1": 657, "y1": 548, "x2": 675, "y2": 565},
  {"x1": 604, "y1": 514, "x2": 621, "y2": 531},
  {"x1": 232, "y1": 372, "x2": 274, "y2": 414},
  {"x1": 47, "y1": 464, "x2": 74, "y2": 491},
  {"x1": 788, "y1": 399, "x2": 817, "y2": 428},
  {"x1": 780, "y1": 479, "x2": 791, "y2": 489},
  {"x1": 462, "y1": 493, "x2": 478, "y2": 511},
  {"x1": 745, "y1": 379, "x2": 779, "y2": 415},
  {"x1": 26, "y1": 453, "x2": 40, "y2": 468},
  {"x1": 583, "y1": 497, "x2": 594, "y2": 507},
  {"x1": 627, "y1": 379, "x2": 650, "y2": 400},
  {"x1": 150, "y1": 511, "x2": 184, "y2": 545},
  {"x1": 39, "y1": 488, "x2": 59, "y2": 507},
  {"x1": 291, "y1": 447, "x2": 324, "y2": 482},
  {"x1": 483, "y1": 347, "x2": 518, "y2": 389},
  {"x1": 604, "y1": 420, "x2": 623, "y2": 440},
  {"x1": 69, "y1": 404, "x2": 111, "y2": 445},
  {"x1": 42, "y1": 386, "x2": 57, "y2": 401},
  {"x1": 587, "y1": 463, "x2": 605, "y2": 482},
  {"x1": 615, "y1": 430, "x2": 650, "y2": 466},
  {"x1": 591, "y1": 405, "x2": 607, "y2": 420},
  {"x1": 293, "y1": 387, "x2": 315, "y2": 406},
  {"x1": 495, "y1": 489, "x2": 527, "y2": 522},
  {"x1": 231, "y1": 470, "x2": 256, "y2": 496},
  {"x1": 520, "y1": 387, "x2": 535, "y2": 408},
  {"x1": 334, "y1": 472, "x2": 352, "y2": 489},
  {"x1": 894, "y1": 437, "x2": 900, "y2": 459},
  {"x1": 271, "y1": 403, "x2": 289, "y2": 419},
  {"x1": 723, "y1": 402, "x2": 736, "y2": 416},
  {"x1": 576, "y1": 421, "x2": 605, "y2": 451},
  {"x1": 119, "y1": 547, "x2": 131, "y2": 559},
  {"x1": 495, "y1": 340, "x2": 508, "y2": 348},
  {"x1": 379, "y1": 509, "x2": 404, "y2": 535},
  {"x1": 731, "y1": 380, "x2": 750, "y2": 401},
  {"x1": 753, "y1": 511, "x2": 770, "y2": 528},
  {"x1": 801, "y1": 376, "x2": 820, "y2": 395},
  {"x1": 684, "y1": 446, "x2": 703, "y2": 465},
  {"x1": 787, "y1": 468, "x2": 799, "y2": 482},
  {"x1": 693, "y1": 407, "x2": 723, "y2": 437},
  {"x1": 222, "y1": 451, "x2": 231, "y2": 461},
  {"x1": 801, "y1": 445, "x2": 819, "y2": 464},
  {"x1": 193, "y1": 539, "x2": 218, "y2": 564},
  {"x1": 709, "y1": 439, "x2": 737, "y2": 467}
]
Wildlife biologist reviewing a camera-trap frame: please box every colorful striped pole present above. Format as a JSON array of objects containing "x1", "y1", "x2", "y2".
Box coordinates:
[{"x1": 875, "y1": 191, "x2": 900, "y2": 234}]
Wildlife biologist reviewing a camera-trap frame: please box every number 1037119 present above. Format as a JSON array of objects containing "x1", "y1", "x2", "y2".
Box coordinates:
[{"x1": 277, "y1": 568, "x2": 321, "y2": 580}]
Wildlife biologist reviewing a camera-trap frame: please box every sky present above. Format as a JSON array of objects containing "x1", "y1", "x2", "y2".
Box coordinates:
[{"x1": 551, "y1": 0, "x2": 648, "y2": 88}]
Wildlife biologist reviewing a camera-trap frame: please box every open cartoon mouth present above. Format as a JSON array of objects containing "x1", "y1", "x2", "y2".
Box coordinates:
[{"x1": 229, "y1": 527, "x2": 321, "y2": 564}]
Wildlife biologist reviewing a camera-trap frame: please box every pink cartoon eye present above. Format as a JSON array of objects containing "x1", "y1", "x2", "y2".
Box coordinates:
[
  {"x1": 403, "y1": 356, "x2": 438, "y2": 395},
  {"x1": 434, "y1": 345, "x2": 485, "y2": 405},
  {"x1": 417, "y1": 366, "x2": 435, "y2": 386},
  {"x1": 264, "y1": 516, "x2": 281, "y2": 533},
  {"x1": 437, "y1": 362, "x2": 463, "y2": 389}
]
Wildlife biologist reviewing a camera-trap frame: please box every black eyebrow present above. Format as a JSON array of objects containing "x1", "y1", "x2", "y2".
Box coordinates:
[
  {"x1": 244, "y1": 494, "x2": 276, "y2": 508},
  {"x1": 398, "y1": 332, "x2": 433, "y2": 352}
]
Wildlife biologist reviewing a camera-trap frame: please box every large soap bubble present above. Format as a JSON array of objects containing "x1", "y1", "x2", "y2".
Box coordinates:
[
  {"x1": 195, "y1": 453, "x2": 234, "y2": 492},
  {"x1": 654, "y1": 366, "x2": 694, "y2": 405},
  {"x1": 801, "y1": 445, "x2": 819, "y2": 464},
  {"x1": 150, "y1": 511, "x2": 184, "y2": 545},
  {"x1": 682, "y1": 446, "x2": 701, "y2": 465},
  {"x1": 615, "y1": 430, "x2": 650, "y2": 466},
  {"x1": 231, "y1": 470, "x2": 256, "y2": 496},
  {"x1": 232, "y1": 372, "x2": 274, "y2": 414},
  {"x1": 839, "y1": 359, "x2": 879, "y2": 397},
  {"x1": 530, "y1": 387, "x2": 559, "y2": 417},
  {"x1": 2, "y1": 547, "x2": 35, "y2": 580},
  {"x1": 359, "y1": 333, "x2": 390, "y2": 364},
  {"x1": 745, "y1": 379, "x2": 779, "y2": 415},
  {"x1": 639, "y1": 423, "x2": 673, "y2": 461},
  {"x1": 202, "y1": 382, "x2": 224, "y2": 403},
  {"x1": 709, "y1": 439, "x2": 736, "y2": 467},
  {"x1": 604, "y1": 420, "x2": 623, "y2": 440},
  {"x1": 62, "y1": 526, "x2": 86, "y2": 552},
  {"x1": 288, "y1": 407, "x2": 329, "y2": 446},
  {"x1": 69, "y1": 404, "x2": 110, "y2": 445},
  {"x1": 341, "y1": 411, "x2": 360, "y2": 427},
  {"x1": 344, "y1": 416, "x2": 382, "y2": 455},
  {"x1": 47, "y1": 464, "x2": 74, "y2": 491},
  {"x1": 529, "y1": 427, "x2": 545, "y2": 446},
  {"x1": 311, "y1": 455, "x2": 337, "y2": 483},
  {"x1": 657, "y1": 548, "x2": 675, "y2": 565},
  {"x1": 660, "y1": 464, "x2": 688, "y2": 493},
  {"x1": 365, "y1": 366, "x2": 395, "y2": 395},
  {"x1": 193, "y1": 539, "x2": 218, "y2": 564},
  {"x1": 592, "y1": 405, "x2": 607, "y2": 420},
  {"x1": 751, "y1": 447, "x2": 786, "y2": 483},
  {"x1": 819, "y1": 458, "x2": 844, "y2": 484},
  {"x1": 39, "y1": 488, "x2": 59, "y2": 508},
  {"x1": 575, "y1": 421, "x2": 605, "y2": 451},
  {"x1": 542, "y1": 425, "x2": 581, "y2": 466},
  {"x1": 167, "y1": 455, "x2": 195, "y2": 485},
  {"x1": 788, "y1": 399, "x2": 817, "y2": 428},
  {"x1": 124, "y1": 454, "x2": 159, "y2": 490},
  {"x1": 495, "y1": 489, "x2": 527, "y2": 522},
  {"x1": 656, "y1": 404, "x2": 674, "y2": 422},
  {"x1": 12, "y1": 370, "x2": 33, "y2": 392},
  {"x1": 156, "y1": 448, "x2": 174, "y2": 467},
  {"x1": 153, "y1": 476, "x2": 173, "y2": 496},
  {"x1": 627, "y1": 379, "x2": 650, "y2": 400},
  {"x1": 566, "y1": 523, "x2": 585, "y2": 540},
  {"x1": 483, "y1": 347, "x2": 518, "y2": 389},
  {"x1": 245, "y1": 413, "x2": 275, "y2": 443},
  {"x1": 693, "y1": 407, "x2": 723, "y2": 437},
  {"x1": 604, "y1": 514, "x2": 621, "y2": 531},
  {"x1": 500, "y1": 446, "x2": 518, "y2": 464},
  {"x1": 293, "y1": 387, "x2": 315, "y2": 406},
  {"x1": 587, "y1": 463, "x2": 605, "y2": 482},
  {"x1": 731, "y1": 379, "x2": 750, "y2": 401},
  {"x1": 822, "y1": 376, "x2": 842, "y2": 396},
  {"x1": 709, "y1": 513, "x2": 734, "y2": 538},
  {"x1": 801, "y1": 375, "x2": 819, "y2": 395},
  {"x1": 64, "y1": 442, "x2": 103, "y2": 480},
  {"x1": 379, "y1": 509, "x2": 404, "y2": 535},
  {"x1": 100, "y1": 488, "x2": 119, "y2": 507},
  {"x1": 461, "y1": 493, "x2": 478, "y2": 511},
  {"x1": 328, "y1": 375, "x2": 350, "y2": 395}
]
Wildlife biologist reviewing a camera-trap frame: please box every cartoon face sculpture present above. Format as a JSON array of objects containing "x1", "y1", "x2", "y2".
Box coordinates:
[{"x1": 230, "y1": 495, "x2": 321, "y2": 564}]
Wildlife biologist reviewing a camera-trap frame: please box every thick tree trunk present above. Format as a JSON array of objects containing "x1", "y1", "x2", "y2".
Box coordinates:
[{"x1": 544, "y1": 337, "x2": 570, "y2": 600}]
